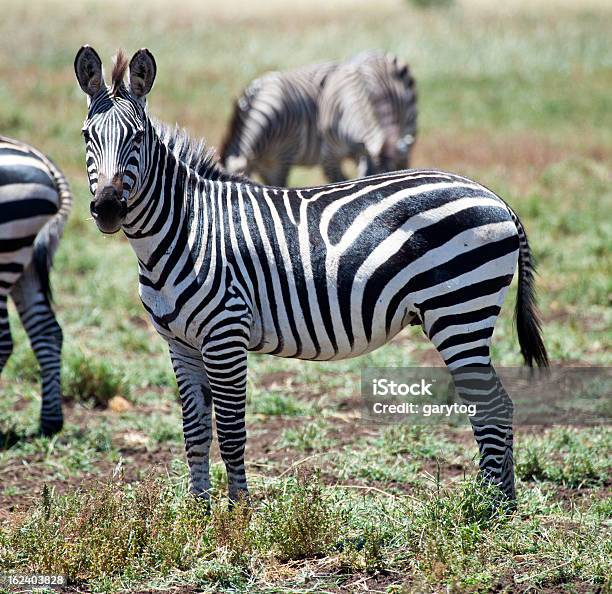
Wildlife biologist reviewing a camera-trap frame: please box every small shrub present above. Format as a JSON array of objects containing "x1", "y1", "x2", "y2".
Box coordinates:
[
  {"x1": 409, "y1": 477, "x2": 509, "y2": 565},
  {"x1": 3, "y1": 476, "x2": 212, "y2": 581},
  {"x1": 211, "y1": 501, "x2": 253, "y2": 565},
  {"x1": 338, "y1": 525, "x2": 388, "y2": 573},
  {"x1": 62, "y1": 351, "x2": 128, "y2": 407},
  {"x1": 254, "y1": 470, "x2": 341, "y2": 561},
  {"x1": 516, "y1": 447, "x2": 548, "y2": 481}
]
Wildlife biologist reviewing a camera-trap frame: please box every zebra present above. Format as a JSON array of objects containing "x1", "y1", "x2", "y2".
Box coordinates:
[
  {"x1": 220, "y1": 51, "x2": 417, "y2": 186},
  {"x1": 219, "y1": 60, "x2": 338, "y2": 186},
  {"x1": 0, "y1": 135, "x2": 72, "y2": 436},
  {"x1": 318, "y1": 50, "x2": 418, "y2": 181},
  {"x1": 74, "y1": 46, "x2": 548, "y2": 505}
]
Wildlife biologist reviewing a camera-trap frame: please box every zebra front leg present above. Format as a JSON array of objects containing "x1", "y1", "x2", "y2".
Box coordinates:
[
  {"x1": 321, "y1": 144, "x2": 346, "y2": 183},
  {"x1": 259, "y1": 162, "x2": 291, "y2": 187},
  {"x1": 11, "y1": 276, "x2": 63, "y2": 436},
  {"x1": 203, "y1": 340, "x2": 249, "y2": 505},
  {"x1": 0, "y1": 294, "x2": 13, "y2": 374},
  {"x1": 357, "y1": 154, "x2": 377, "y2": 178},
  {"x1": 170, "y1": 344, "x2": 214, "y2": 501}
]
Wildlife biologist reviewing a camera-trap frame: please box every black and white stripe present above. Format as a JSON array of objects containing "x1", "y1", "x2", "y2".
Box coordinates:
[
  {"x1": 0, "y1": 136, "x2": 72, "y2": 435},
  {"x1": 76, "y1": 47, "x2": 548, "y2": 504},
  {"x1": 318, "y1": 50, "x2": 418, "y2": 181}
]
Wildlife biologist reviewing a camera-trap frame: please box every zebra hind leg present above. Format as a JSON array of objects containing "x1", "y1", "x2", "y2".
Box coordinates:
[
  {"x1": 422, "y1": 302, "x2": 516, "y2": 502},
  {"x1": 0, "y1": 293, "x2": 20, "y2": 448},
  {"x1": 0, "y1": 294, "x2": 13, "y2": 373},
  {"x1": 450, "y1": 365, "x2": 515, "y2": 501},
  {"x1": 11, "y1": 275, "x2": 64, "y2": 436}
]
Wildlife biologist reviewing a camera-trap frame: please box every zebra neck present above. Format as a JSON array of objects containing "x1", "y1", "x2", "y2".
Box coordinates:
[{"x1": 123, "y1": 136, "x2": 213, "y2": 280}]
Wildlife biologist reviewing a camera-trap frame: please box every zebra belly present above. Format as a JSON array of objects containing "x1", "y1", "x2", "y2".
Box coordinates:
[{"x1": 250, "y1": 285, "x2": 416, "y2": 362}]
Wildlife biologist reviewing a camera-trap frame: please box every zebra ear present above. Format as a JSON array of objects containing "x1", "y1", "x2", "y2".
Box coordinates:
[
  {"x1": 129, "y1": 49, "x2": 156, "y2": 99},
  {"x1": 74, "y1": 45, "x2": 104, "y2": 97}
]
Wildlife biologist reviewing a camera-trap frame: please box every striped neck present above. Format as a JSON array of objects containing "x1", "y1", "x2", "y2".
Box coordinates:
[
  {"x1": 120, "y1": 116, "x2": 253, "y2": 280},
  {"x1": 122, "y1": 127, "x2": 202, "y2": 268}
]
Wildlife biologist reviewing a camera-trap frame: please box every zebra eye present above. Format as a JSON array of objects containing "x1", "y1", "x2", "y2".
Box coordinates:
[
  {"x1": 134, "y1": 130, "x2": 144, "y2": 144},
  {"x1": 81, "y1": 129, "x2": 91, "y2": 142}
]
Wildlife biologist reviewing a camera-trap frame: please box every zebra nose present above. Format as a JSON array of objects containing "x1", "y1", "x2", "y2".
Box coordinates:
[
  {"x1": 92, "y1": 185, "x2": 122, "y2": 210},
  {"x1": 90, "y1": 185, "x2": 127, "y2": 234}
]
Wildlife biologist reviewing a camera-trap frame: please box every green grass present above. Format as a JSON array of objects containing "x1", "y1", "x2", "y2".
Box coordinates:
[
  {"x1": 1, "y1": 471, "x2": 609, "y2": 592},
  {"x1": 0, "y1": 0, "x2": 610, "y2": 592}
]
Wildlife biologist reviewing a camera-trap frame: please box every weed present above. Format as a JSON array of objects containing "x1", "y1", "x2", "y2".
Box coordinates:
[
  {"x1": 277, "y1": 420, "x2": 335, "y2": 452},
  {"x1": 254, "y1": 470, "x2": 342, "y2": 561},
  {"x1": 62, "y1": 350, "x2": 128, "y2": 407},
  {"x1": 1, "y1": 476, "x2": 212, "y2": 581}
]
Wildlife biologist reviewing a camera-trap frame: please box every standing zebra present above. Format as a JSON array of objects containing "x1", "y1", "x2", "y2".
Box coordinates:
[
  {"x1": 318, "y1": 50, "x2": 417, "y2": 181},
  {"x1": 219, "y1": 60, "x2": 338, "y2": 186},
  {"x1": 0, "y1": 136, "x2": 72, "y2": 436},
  {"x1": 75, "y1": 46, "x2": 548, "y2": 504}
]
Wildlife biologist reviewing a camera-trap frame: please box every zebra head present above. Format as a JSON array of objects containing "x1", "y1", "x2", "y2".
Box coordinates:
[
  {"x1": 74, "y1": 46, "x2": 156, "y2": 234},
  {"x1": 391, "y1": 133, "x2": 416, "y2": 170}
]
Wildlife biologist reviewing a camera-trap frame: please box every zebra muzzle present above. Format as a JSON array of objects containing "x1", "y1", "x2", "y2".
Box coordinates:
[{"x1": 91, "y1": 185, "x2": 127, "y2": 234}]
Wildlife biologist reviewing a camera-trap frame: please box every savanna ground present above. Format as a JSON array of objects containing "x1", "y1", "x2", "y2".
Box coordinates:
[{"x1": 0, "y1": 0, "x2": 611, "y2": 592}]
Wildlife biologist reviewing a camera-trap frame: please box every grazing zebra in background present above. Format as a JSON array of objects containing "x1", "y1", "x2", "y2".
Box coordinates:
[
  {"x1": 220, "y1": 50, "x2": 417, "y2": 185},
  {"x1": 74, "y1": 46, "x2": 548, "y2": 505},
  {"x1": 318, "y1": 50, "x2": 417, "y2": 181},
  {"x1": 219, "y1": 60, "x2": 338, "y2": 186},
  {"x1": 0, "y1": 136, "x2": 72, "y2": 436}
]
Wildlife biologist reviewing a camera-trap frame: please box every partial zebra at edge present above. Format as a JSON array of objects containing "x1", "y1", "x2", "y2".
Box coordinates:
[{"x1": 0, "y1": 135, "x2": 72, "y2": 436}]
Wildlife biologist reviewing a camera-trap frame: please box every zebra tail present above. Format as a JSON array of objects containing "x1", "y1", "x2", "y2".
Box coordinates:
[
  {"x1": 510, "y1": 208, "x2": 549, "y2": 368},
  {"x1": 33, "y1": 155, "x2": 73, "y2": 304}
]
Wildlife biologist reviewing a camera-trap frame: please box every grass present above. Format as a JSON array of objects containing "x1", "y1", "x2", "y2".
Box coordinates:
[
  {"x1": 0, "y1": 471, "x2": 609, "y2": 592},
  {"x1": 0, "y1": 0, "x2": 610, "y2": 592}
]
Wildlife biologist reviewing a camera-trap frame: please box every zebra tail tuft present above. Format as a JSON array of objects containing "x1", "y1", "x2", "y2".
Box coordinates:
[{"x1": 512, "y1": 211, "x2": 549, "y2": 368}]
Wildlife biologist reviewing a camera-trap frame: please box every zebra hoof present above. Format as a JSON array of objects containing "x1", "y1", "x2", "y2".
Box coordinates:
[
  {"x1": 0, "y1": 428, "x2": 21, "y2": 449},
  {"x1": 39, "y1": 420, "x2": 63, "y2": 437},
  {"x1": 228, "y1": 490, "x2": 252, "y2": 511},
  {"x1": 189, "y1": 489, "x2": 212, "y2": 514}
]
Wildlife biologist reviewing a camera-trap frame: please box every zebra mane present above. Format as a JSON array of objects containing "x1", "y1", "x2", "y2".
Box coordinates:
[
  {"x1": 152, "y1": 119, "x2": 249, "y2": 183},
  {"x1": 111, "y1": 50, "x2": 129, "y2": 96}
]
